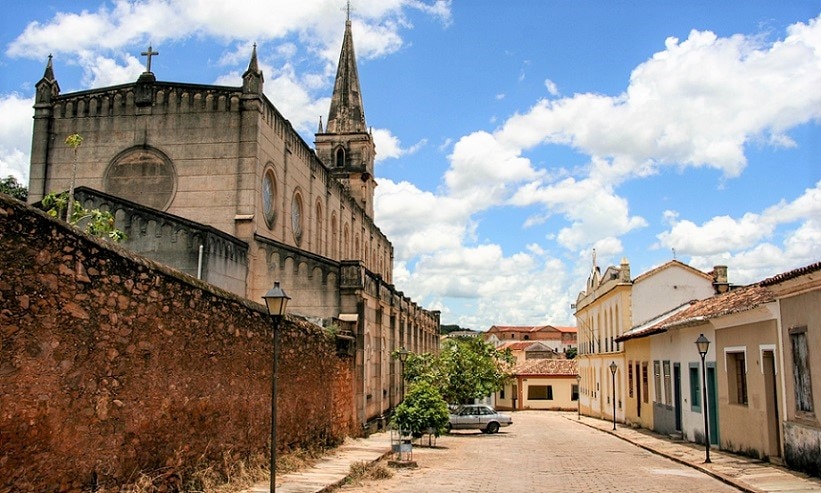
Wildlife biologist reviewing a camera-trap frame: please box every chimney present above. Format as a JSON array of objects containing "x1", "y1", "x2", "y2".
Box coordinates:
[
  {"x1": 619, "y1": 257, "x2": 631, "y2": 282},
  {"x1": 712, "y1": 265, "x2": 729, "y2": 294}
]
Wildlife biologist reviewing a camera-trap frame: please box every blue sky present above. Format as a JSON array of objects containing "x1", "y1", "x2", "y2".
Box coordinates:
[{"x1": 2, "y1": 1, "x2": 820, "y2": 330}]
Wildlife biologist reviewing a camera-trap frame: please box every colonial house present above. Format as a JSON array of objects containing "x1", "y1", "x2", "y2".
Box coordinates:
[
  {"x1": 618, "y1": 285, "x2": 779, "y2": 459},
  {"x1": 614, "y1": 261, "x2": 821, "y2": 477},
  {"x1": 574, "y1": 256, "x2": 727, "y2": 423},
  {"x1": 495, "y1": 359, "x2": 578, "y2": 412},
  {"x1": 761, "y1": 262, "x2": 821, "y2": 476},
  {"x1": 27, "y1": 15, "x2": 439, "y2": 430},
  {"x1": 496, "y1": 341, "x2": 562, "y2": 363},
  {"x1": 485, "y1": 325, "x2": 577, "y2": 354}
]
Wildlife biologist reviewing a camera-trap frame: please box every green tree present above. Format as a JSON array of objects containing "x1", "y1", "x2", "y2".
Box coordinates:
[
  {"x1": 64, "y1": 133, "x2": 83, "y2": 222},
  {"x1": 0, "y1": 175, "x2": 28, "y2": 201},
  {"x1": 391, "y1": 381, "x2": 450, "y2": 437},
  {"x1": 401, "y1": 337, "x2": 514, "y2": 405},
  {"x1": 41, "y1": 191, "x2": 127, "y2": 242}
]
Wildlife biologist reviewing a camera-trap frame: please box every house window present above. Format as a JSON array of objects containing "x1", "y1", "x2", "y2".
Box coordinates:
[
  {"x1": 689, "y1": 364, "x2": 701, "y2": 412},
  {"x1": 572, "y1": 384, "x2": 579, "y2": 401},
  {"x1": 791, "y1": 327, "x2": 814, "y2": 413},
  {"x1": 642, "y1": 363, "x2": 649, "y2": 404},
  {"x1": 653, "y1": 361, "x2": 662, "y2": 403},
  {"x1": 500, "y1": 387, "x2": 506, "y2": 400},
  {"x1": 663, "y1": 361, "x2": 672, "y2": 405},
  {"x1": 628, "y1": 361, "x2": 634, "y2": 398},
  {"x1": 528, "y1": 385, "x2": 553, "y2": 400},
  {"x1": 727, "y1": 351, "x2": 748, "y2": 405}
]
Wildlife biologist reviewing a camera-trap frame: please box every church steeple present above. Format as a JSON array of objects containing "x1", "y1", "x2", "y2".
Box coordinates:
[
  {"x1": 242, "y1": 43, "x2": 264, "y2": 96},
  {"x1": 325, "y1": 17, "x2": 366, "y2": 133},
  {"x1": 35, "y1": 55, "x2": 60, "y2": 105},
  {"x1": 315, "y1": 12, "x2": 377, "y2": 219}
]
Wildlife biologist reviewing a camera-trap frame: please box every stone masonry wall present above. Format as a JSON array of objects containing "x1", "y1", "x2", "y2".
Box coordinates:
[{"x1": 0, "y1": 194, "x2": 356, "y2": 492}]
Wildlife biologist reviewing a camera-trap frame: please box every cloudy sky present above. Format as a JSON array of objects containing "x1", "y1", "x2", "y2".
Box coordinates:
[{"x1": 2, "y1": 1, "x2": 819, "y2": 330}]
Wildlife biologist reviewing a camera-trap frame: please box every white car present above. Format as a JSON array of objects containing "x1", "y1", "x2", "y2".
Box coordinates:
[{"x1": 448, "y1": 404, "x2": 513, "y2": 434}]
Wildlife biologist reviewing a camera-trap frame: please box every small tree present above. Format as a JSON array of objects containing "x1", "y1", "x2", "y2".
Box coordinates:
[
  {"x1": 0, "y1": 175, "x2": 28, "y2": 201},
  {"x1": 402, "y1": 337, "x2": 514, "y2": 406},
  {"x1": 64, "y1": 133, "x2": 83, "y2": 222},
  {"x1": 42, "y1": 191, "x2": 126, "y2": 242},
  {"x1": 391, "y1": 381, "x2": 450, "y2": 437}
]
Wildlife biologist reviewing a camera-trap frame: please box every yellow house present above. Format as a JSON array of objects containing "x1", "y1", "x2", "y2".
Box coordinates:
[
  {"x1": 496, "y1": 359, "x2": 578, "y2": 411},
  {"x1": 576, "y1": 255, "x2": 726, "y2": 426},
  {"x1": 761, "y1": 262, "x2": 821, "y2": 476}
]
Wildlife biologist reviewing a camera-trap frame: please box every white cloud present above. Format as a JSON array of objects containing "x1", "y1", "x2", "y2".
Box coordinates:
[
  {"x1": 658, "y1": 180, "x2": 821, "y2": 256},
  {"x1": 80, "y1": 52, "x2": 145, "y2": 88},
  {"x1": 510, "y1": 174, "x2": 647, "y2": 250},
  {"x1": 494, "y1": 16, "x2": 821, "y2": 182},
  {"x1": 445, "y1": 131, "x2": 542, "y2": 208},
  {"x1": 0, "y1": 94, "x2": 34, "y2": 184},
  {"x1": 375, "y1": 179, "x2": 471, "y2": 260},
  {"x1": 544, "y1": 78, "x2": 558, "y2": 96},
  {"x1": 372, "y1": 128, "x2": 426, "y2": 162}
]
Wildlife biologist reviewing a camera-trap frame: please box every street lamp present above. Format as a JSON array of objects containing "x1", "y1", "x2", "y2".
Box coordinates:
[
  {"x1": 609, "y1": 361, "x2": 618, "y2": 431},
  {"x1": 396, "y1": 346, "x2": 410, "y2": 400},
  {"x1": 576, "y1": 374, "x2": 581, "y2": 420},
  {"x1": 263, "y1": 281, "x2": 290, "y2": 493},
  {"x1": 696, "y1": 333, "x2": 711, "y2": 464}
]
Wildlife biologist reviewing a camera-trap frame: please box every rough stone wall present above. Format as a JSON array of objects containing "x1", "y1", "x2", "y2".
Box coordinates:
[{"x1": 0, "y1": 194, "x2": 356, "y2": 491}]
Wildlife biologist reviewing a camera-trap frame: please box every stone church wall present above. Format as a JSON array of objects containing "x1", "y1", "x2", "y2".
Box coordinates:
[{"x1": 0, "y1": 194, "x2": 356, "y2": 491}]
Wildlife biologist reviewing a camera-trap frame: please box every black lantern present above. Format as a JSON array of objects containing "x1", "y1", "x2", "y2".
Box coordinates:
[
  {"x1": 695, "y1": 333, "x2": 711, "y2": 464},
  {"x1": 263, "y1": 282, "x2": 290, "y2": 493},
  {"x1": 609, "y1": 361, "x2": 618, "y2": 431}
]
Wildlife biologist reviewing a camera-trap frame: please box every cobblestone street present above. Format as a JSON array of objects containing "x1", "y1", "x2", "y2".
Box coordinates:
[{"x1": 337, "y1": 411, "x2": 739, "y2": 493}]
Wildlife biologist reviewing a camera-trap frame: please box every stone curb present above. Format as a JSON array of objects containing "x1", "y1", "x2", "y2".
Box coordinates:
[
  {"x1": 315, "y1": 449, "x2": 394, "y2": 493},
  {"x1": 568, "y1": 415, "x2": 762, "y2": 493}
]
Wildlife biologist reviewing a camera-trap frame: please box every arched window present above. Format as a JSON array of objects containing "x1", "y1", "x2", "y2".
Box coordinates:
[
  {"x1": 335, "y1": 147, "x2": 345, "y2": 168},
  {"x1": 315, "y1": 200, "x2": 323, "y2": 255},
  {"x1": 343, "y1": 224, "x2": 350, "y2": 259},
  {"x1": 331, "y1": 213, "x2": 338, "y2": 259},
  {"x1": 291, "y1": 192, "x2": 304, "y2": 245},
  {"x1": 261, "y1": 167, "x2": 277, "y2": 229}
]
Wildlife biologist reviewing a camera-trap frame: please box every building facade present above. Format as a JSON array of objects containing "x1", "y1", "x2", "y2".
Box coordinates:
[
  {"x1": 575, "y1": 256, "x2": 726, "y2": 424},
  {"x1": 28, "y1": 17, "x2": 439, "y2": 429}
]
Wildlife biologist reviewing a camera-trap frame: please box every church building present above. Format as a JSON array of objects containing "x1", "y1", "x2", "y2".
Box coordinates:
[{"x1": 27, "y1": 15, "x2": 439, "y2": 429}]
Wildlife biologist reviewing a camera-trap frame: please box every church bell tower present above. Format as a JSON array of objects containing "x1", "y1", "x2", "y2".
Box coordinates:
[{"x1": 315, "y1": 12, "x2": 376, "y2": 219}]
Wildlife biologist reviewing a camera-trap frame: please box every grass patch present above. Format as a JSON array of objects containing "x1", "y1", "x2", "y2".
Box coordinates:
[{"x1": 345, "y1": 460, "x2": 394, "y2": 486}]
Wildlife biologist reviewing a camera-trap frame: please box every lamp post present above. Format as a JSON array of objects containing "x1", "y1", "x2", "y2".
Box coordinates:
[
  {"x1": 396, "y1": 346, "x2": 410, "y2": 400},
  {"x1": 263, "y1": 282, "x2": 290, "y2": 493},
  {"x1": 576, "y1": 374, "x2": 582, "y2": 420},
  {"x1": 609, "y1": 361, "x2": 617, "y2": 431},
  {"x1": 696, "y1": 333, "x2": 711, "y2": 464}
]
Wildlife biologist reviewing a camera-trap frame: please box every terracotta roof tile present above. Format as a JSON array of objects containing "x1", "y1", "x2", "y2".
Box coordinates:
[
  {"x1": 760, "y1": 261, "x2": 821, "y2": 286},
  {"x1": 618, "y1": 284, "x2": 775, "y2": 342},
  {"x1": 513, "y1": 359, "x2": 578, "y2": 376}
]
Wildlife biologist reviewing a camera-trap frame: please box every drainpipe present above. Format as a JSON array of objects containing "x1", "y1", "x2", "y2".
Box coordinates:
[{"x1": 197, "y1": 244, "x2": 204, "y2": 279}]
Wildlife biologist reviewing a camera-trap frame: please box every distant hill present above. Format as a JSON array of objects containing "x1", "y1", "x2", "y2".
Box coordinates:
[{"x1": 440, "y1": 324, "x2": 477, "y2": 335}]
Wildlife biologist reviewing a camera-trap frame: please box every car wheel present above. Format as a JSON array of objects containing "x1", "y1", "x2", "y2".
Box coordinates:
[
  {"x1": 446, "y1": 423, "x2": 452, "y2": 433},
  {"x1": 486, "y1": 422, "x2": 500, "y2": 434}
]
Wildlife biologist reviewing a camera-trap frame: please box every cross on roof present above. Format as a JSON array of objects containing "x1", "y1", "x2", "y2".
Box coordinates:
[
  {"x1": 343, "y1": 0, "x2": 353, "y2": 21},
  {"x1": 141, "y1": 45, "x2": 159, "y2": 72}
]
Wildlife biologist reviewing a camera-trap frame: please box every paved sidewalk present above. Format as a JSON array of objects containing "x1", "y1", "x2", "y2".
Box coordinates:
[
  {"x1": 242, "y1": 413, "x2": 821, "y2": 493},
  {"x1": 571, "y1": 413, "x2": 821, "y2": 492},
  {"x1": 243, "y1": 432, "x2": 392, "y2": 493}
]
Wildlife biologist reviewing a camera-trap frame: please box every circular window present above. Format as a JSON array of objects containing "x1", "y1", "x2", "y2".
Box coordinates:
[
  {"x1": 291, "y1": 193, "x2": 303, "y2": 244},
  {"x1": 262, "y1": 169, "x2": 276, "y2": 228},
  {"x1": 104, "y1": 146, "x2": 176, "y2": 210}
]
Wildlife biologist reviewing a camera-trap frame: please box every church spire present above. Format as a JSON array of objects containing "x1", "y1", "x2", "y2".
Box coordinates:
[
  {"x1": 325, "y1": 16, "x2": 366, "y2": 133},
  {"x1": 314, "y1": 12, "x2": 377, "y2": 219},
  {"x1": 242, "y1": 43, "x2": 264, "y2": 95},
  {"x1": 35, "y1": 54, "x2": 60, "y2": 105}
]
